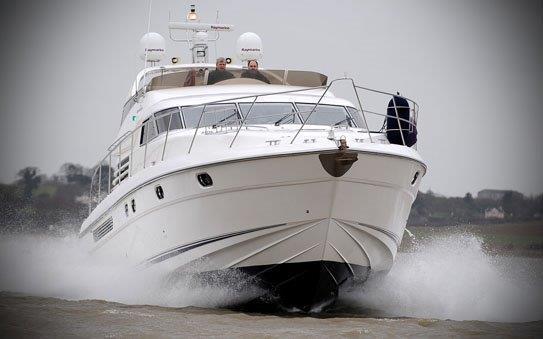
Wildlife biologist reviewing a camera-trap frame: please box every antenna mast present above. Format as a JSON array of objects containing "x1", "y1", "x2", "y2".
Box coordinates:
[{"x1": 168, "y1": 5, "x2": 234, "y2": 63}]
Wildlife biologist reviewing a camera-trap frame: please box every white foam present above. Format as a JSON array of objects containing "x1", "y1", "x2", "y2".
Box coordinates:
[
  {"x1": 1, "y1": 232, "x2": 542, "y2": 321},
  {"x1": 344, "y1": 233, "x2": 543, "y2": 322},
  {"x1": 0, "y1": 233, "x2": 259, "y2": 308}
]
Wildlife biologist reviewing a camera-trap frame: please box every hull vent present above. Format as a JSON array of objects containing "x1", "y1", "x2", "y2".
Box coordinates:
[{"x1": 93, "y1": 217, "x2": 113, "y2": 242}]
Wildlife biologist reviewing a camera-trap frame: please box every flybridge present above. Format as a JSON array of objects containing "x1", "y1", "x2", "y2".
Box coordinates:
[{"x1": 123, "y1": 65, "x2": 329, "y2": 120}]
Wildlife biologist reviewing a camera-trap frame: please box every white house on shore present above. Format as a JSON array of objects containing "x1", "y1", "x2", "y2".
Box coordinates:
[{"x1": 485, "y1": 207, "x2": 505, "y2": 219}]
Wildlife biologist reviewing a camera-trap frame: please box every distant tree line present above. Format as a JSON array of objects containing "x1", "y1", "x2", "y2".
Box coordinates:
[
  {"x1": 1, "y1": 164, "x2": 542, "y2": 234},
  {"x1": 0, "y1": 163, "x2": 93, "y2": 234},
  {"x1": 408, "y1": 190, "x2": 543, "y2": 226}
]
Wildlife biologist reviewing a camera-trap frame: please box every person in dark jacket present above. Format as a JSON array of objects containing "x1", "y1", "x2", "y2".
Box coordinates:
[
  {"x1": 240, "y1": 60, "x2": 270, "y2": 84},
  {"x1": 207, "y1": 57, "x2": 235, "y2": 85}
]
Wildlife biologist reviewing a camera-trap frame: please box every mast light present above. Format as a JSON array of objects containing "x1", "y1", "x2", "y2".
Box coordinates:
[
  {"x1": 187, "y1": 5, "x2": 198, "y2": 21},
  {"x1": 168, "y1": 5, "x2": 234, "y2": 63}
]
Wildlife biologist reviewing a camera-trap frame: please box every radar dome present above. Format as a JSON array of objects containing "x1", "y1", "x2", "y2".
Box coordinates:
[
  {"x1": 236, "y1": 32, "x2": 263, "y2": 62},
  {"x1": 139, "y1": 32, "x2": 166, "y2": 62}
]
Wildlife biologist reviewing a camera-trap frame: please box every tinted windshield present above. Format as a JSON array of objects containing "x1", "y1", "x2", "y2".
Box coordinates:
[
  {"x1": 155, "y1": 108, "x2": 182, "y2": 133},
  {"x1": 347, "y1": 107, "x2": 367, "y2": 129},
  {"x1": 239, "y1": 103, "x2": 300, "y2": 124},
  {"x1": 296, "y1": 103, "x2": 354, "y2": 127},
  {"x1": 181, "y1": 104, "x2": 240, "y2": 128}
]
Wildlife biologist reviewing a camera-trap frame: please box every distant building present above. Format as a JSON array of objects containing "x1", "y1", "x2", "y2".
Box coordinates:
[
  {"x1": 477, "y1": 189, "x2": 523, "y2": 201},
  {"x1": 485, "y1": 207, "x2": 505, "y2": 219}
]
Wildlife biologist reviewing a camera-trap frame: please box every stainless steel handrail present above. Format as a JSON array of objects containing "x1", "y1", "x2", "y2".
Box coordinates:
[
  {"x1": 187, "y1": 104, "x2": 208, "y2": 154},
  {"x1": 229, "y1": 96, "x2": 258, "y2": 148},
  {"x1": 348, "y1": 78, "x2": 373, "y2": 143},
  {"x1": 108, "y1": 131, "x2": 132, "y2": 152},
  {"x1": 89, "y1": 78, "x2": 420, "y2": 215},
  {"x1": 391, "y1": 96, "x2": 406, "y2": 146},
  {"x1": 289, "y1": 80, "x2": 336, "y2": 144},
  {"x1": 160, "y1": 110, "x2": 174, "y2": 161}
]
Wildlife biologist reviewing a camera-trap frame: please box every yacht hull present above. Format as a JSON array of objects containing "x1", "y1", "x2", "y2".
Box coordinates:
[
  {"x1": 192, "y1": 260, "x2": 370, "y2": 312},
  {"x1": 81, "y1": 148, "x2": 424, "y2": 310}
]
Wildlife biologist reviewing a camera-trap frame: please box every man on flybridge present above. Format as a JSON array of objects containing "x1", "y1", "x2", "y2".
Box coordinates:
[{"x1": 207, "y1": 57, "x2": 235, "y2": 85}]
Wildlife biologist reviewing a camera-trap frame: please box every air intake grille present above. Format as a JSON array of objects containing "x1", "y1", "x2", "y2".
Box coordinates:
[{"x1": 93, "y1": 217, "x2": 113, "y2": 242}]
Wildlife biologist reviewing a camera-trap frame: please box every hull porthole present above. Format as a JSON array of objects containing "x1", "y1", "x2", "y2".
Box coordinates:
[
  {"x1": 197, "y1": 173, "x2": 213, "y2": 187},
  {"x1": 155, "y1": 185, "x2": 165, "y2": 199},
  {"x1": 411, "y1": 171, "x2": 420, "y2": 185}
]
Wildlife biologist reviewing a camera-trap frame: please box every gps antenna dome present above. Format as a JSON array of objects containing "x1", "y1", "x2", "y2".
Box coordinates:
[
  {"x1": 236, "y1": 32, "x2": 263, "y2": 62},
  {"x1": 139, "y1": 32, "x2": 166, "y2": 63}
]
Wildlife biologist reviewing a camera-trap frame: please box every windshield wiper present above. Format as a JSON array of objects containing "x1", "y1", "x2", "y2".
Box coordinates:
[
  {"x1": 274, "y1": 112, "x2": 297, "y2": 126},
  {"x1": 333, "y1": 116, "x2": 354, "y2": 126},
  {"x1": 212, "y1": 111, "x2": 239, "y2": 128}
]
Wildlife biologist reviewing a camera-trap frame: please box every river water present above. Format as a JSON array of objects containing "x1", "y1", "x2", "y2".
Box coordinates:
[{"x1": 1, "y1": 232, "x2": 542, "y2": 337}]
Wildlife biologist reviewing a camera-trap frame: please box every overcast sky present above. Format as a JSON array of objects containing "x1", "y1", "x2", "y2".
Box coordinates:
[{"x1": 0, "y1": 0, "x2": 541, "y2": 197}]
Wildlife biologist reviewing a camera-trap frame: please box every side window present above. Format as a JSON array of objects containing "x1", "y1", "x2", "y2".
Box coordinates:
[
  {"x1": 155, "y1": 108, "x2": 183, "y2": 133},
  {"x1": 139, "y1": 118, "x2": 158, "y2": 146}
]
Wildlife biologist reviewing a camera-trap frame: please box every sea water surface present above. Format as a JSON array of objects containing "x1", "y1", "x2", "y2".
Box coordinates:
[{"x1": 1, "y1": 231, "x2": 542, "y2": 337}]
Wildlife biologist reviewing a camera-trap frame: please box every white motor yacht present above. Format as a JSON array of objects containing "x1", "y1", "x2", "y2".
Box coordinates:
[{"x1": 79, "y1": 7, "x2": 426, "y2": 311}]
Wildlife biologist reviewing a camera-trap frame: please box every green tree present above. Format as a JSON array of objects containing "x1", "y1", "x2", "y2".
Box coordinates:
[
  {"x1": 60, "y1": 163, "x2": 91, "y2": 186},
  {"x1": 17, "y1": 167, "x2": 41, "y2": 201}
]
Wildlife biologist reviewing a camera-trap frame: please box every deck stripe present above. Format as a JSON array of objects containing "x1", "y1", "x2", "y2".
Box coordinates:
[{"x1": 146, "y1": 222, "x2": 286, "y2": 265}]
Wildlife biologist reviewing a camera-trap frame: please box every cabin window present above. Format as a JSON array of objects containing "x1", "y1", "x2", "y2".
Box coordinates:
[
  {"x1": 238, "y1": 103, "x2": 300, "y2": 125},
  {"x1": 181, "y1": 104, "x2": 240, "y2": 129},
  {"x1": 296, "y1": 103, "x2": 354, "y2": 127},
  {"x1": 155, "y1": 107, "x2": 183, "y2": 134},
  {"x1": 139, "y1": 118, "x2": 158, "y2": 145}
]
